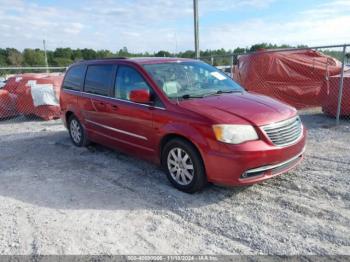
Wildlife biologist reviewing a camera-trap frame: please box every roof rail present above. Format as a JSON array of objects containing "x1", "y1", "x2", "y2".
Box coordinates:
[
  {"x1": 103, "y1": 56, "x2": 128, "y2": 60},
  {"x1": 90, "y1": 56, "x2": 128, "y2": 60},
  {"x1": 75, "y1": 57, "x2": 129, "y2": 63}
]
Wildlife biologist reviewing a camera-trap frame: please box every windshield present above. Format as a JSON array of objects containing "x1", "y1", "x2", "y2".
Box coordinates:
[{"x1": 143, "y1": 61, "x2": 244, "y2": 99}]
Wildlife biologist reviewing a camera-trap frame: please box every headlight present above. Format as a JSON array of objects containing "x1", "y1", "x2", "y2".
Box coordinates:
[{"x1": 212, "y1": 124, "x2": 259, "y2": 144}]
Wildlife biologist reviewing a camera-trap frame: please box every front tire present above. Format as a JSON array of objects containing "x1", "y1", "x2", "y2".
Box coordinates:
[
  {"x1": 68, "y1": 115, "x2": 89, "y2": 147},
  {"x1": 162, "y1": 138, "x2": 207, "y2": 193}
]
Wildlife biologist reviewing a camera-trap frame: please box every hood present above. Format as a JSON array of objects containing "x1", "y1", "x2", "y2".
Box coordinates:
[{"x1": 178, "y1": 92, "x2": 297, "y2": 126}]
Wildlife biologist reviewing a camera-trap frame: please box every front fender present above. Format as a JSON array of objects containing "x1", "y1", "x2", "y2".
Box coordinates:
[{"x1": 157, "y1": 122, "x2": 212, "y2": 162}]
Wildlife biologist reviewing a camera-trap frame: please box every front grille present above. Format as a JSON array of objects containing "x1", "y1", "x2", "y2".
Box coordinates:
[{"x1": 262, "y1": 116, "x2": 303, "y2": 147}]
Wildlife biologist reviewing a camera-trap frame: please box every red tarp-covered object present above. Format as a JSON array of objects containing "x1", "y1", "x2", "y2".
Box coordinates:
[
  {"x1": 1, "y1": 73, "x2": 63, "y2": 120},
  {"x1": 0, "y1": 90, "x2": 17, "y2": 118},
  {"x1": 233, "y1": 50, "x2": 342, "y2": 109},
  {"x1": 321, "y1": 70, "x2": 350, "y2": 117}
]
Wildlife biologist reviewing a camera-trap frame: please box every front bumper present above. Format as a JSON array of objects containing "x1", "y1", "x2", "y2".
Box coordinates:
[
  {"x1": 239, "y1": 147, "x2": 304, "y2": 182},
  {"x1": 203, "y1": 128, "x2": 307, "y2": 186}
]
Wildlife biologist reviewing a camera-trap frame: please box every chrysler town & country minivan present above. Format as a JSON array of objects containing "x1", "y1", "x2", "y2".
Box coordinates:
[{"x1": 60, "y1": 57, "x2": 306, "y2": 193}]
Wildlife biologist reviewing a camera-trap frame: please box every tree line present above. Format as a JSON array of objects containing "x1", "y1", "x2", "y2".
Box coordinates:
[
  {"x1": 0, "y1": 43, "x2": 307, "y2": 67},
  {"x1": 0, "y1": 43, "x2": 348, "y2": 69}
]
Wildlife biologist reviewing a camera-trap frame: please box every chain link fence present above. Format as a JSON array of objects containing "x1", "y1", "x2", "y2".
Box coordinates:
[
  {"x1": 202, "y1": 44, "x2": 350, "y2": 125},
  {"x1": 0, "y1": 45, "x2": 349, "y2": 125}
]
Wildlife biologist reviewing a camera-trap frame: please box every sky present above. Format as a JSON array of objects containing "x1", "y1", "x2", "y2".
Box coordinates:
[{"x1": 0, "y1": 0, "x2": 349, "y2": 52}]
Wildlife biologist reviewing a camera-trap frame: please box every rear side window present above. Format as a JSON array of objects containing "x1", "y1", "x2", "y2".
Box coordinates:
[
  {"x1": 84, "y1": 65, "x2": 114, "y2": 96},
  {"x1": 63, "y1": 65, "x2": 86, "y2": 91}
]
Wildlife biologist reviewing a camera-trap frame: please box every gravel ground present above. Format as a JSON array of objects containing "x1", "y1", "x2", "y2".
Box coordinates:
[{"x1": 0, "y1": 111, "x2": 349, "y2": 255}]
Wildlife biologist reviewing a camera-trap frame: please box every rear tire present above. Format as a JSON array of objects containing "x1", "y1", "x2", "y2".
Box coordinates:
[
  {"x1": 68, "y1": 115, "x2": 89, "y2": 147},
  {"x1": 162, "y1": 138, "x2": 207, "y2": 193}
]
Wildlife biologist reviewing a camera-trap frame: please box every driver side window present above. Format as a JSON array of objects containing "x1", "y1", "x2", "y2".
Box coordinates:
[{"x1": 115, "y1": 66, "x2": 151, "y2": 101}]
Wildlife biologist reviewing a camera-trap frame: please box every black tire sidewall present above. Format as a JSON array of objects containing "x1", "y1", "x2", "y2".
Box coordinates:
[{"x1": 162, "y1": 138, "x2": 207, "y2": 193}]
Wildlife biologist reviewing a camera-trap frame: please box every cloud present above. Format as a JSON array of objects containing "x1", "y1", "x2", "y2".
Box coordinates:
[
  {"x1": 63, "y1": 23, "x2": 84, "y2": 35},
  {"x1": 200, "y1": 0, "x2": 350, "y2": 50},
  {"x1": 0, "y1": 0, "x2": 348, "y2": 52},
  {"x1": 200, "y1": 0, "x2": 275, "y2": 11}
]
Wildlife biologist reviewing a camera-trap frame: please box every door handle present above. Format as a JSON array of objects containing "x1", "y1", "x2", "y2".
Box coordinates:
[
  {"x1": 94, "y1": 101, "x2": 106, "y2": 107},
  {"x1": 110, "y1": 105, "x2": 119, "y2": 111}
]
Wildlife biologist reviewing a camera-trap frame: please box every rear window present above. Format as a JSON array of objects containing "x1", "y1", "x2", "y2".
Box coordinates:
[
  {"x1": 63, "y1": 65, "x2": 86, "y2": 91},
  {"x1": 84, "y1": 65, "x2": 114, "y2": 96}
]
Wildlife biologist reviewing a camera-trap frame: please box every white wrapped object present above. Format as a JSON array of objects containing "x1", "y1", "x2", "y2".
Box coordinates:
[{"x1": 27, "y1": 80, "x2": 59, "y2": 107}]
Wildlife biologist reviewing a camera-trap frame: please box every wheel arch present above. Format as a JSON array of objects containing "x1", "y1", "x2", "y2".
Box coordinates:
[
  {"x1": 66, "y1": 111, "x2": 74, "y2": 123},
  {"x1": 65, "y1": 110, "x2": 84, "y2": 127},
  {"x1": 159, "y1": 133, "x2": 205, "y2": 168}
]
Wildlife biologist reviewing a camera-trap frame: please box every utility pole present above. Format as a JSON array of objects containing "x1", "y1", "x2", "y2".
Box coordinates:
[
  {"x1": 43, "y1": 39, "x2": 49, "y2": 73},
  {"x1": 193, "y1": 0, "x2": 199, "y2": 59},
  {"x1": 175, "y1": 32, "x2": 178, "y2": 57},
  {"x1": 336, "y1": 44, "x2": 347, "y2": 125}
]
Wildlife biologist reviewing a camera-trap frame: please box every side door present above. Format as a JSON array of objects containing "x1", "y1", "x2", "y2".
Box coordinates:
[
  {"x1": 78, "y1": 63, "x2": 116, "y2": 139},
  {"x1": 103, "y1": 65, "x2": 163, "y2": 156}
]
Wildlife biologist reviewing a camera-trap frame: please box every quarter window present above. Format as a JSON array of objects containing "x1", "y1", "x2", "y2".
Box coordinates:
[
  {"x1": 115, "y1": 66, "x2": 151, "y2": 100},
  {"x1": 63, "y1": 65, "x2": 86, "y2": 91},
  {"x1": 84, "y1": 65, "x2": 114, "y2": 96}
]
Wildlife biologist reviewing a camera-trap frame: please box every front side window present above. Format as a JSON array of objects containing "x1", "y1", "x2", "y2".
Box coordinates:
[
  {"x1": 63, "y1": 65, "x2": 86, "y2": 91},
  {"x1": 115, "y1": 66, "x2": 151, "y2": 101},
  {"x1": 84, "y1": 64, "x2": 114, "y2": 96},
  {"x1": 143, "y1": 61, "x2": 244, "y2": 99}
]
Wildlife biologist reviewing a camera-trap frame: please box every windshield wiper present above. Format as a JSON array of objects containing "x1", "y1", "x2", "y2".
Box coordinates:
[
  {"x1": 216, "y1": 90, "x2": 241, "y2": 94},
  {"x1": 180, "y1": 90, "x2": 242, "y2": 100},
  {"x1": 202, "y1": 90, "x2": 242, "y2": 97},
  {"x1": 181, "y1": 94, "x2": 204, "y2": 99}
]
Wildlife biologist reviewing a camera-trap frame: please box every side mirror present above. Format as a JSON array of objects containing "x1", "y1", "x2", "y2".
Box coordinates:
[{"x1": 129, "y1": 89, "x2": 151, "y2": 104}]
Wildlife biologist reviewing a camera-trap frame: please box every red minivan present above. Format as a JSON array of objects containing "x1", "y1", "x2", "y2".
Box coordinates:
[{"x1": 60, "y1": 57, "x2": 306, "y2": 193}]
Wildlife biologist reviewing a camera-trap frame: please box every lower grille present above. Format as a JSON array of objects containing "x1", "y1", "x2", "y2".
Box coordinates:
[
  {"x1": 262, "y1": 116, "x2": 303, "y2": 147},
  {"x1": 271, "y1": 155, "x2": 301, "y2": 175},
  {"x1": 241, "y1": 148, "x2": 305, "y2": 179}
]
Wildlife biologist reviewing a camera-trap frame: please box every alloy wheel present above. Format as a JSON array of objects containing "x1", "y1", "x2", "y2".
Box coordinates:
[
  {"x1": 167, "y1": 147, "x2": 194, "y2": 186},
  {"x1": 70, "y1": 119, "x2": 82, "y2": 144}
]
